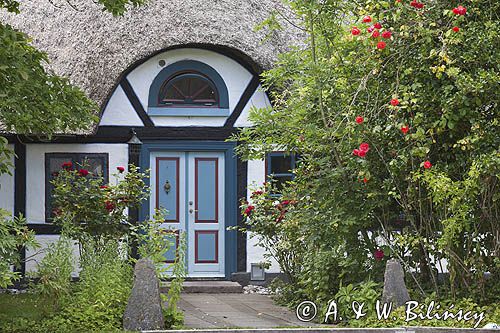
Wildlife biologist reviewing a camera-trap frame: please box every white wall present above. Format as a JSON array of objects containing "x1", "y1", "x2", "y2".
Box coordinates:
[
  {"x1": 234, "y1": 85, "x2": 272, "y2": 128},
  {"x1": 99, "y1": 85, "x2": 144, "y2": 126},
  {"x1": 25, "y1": 235, "x2": 81, "y2": 277},
  {"x1": 126, "y1": 48, "x2": 253, "y2": 127},
  {"x1": 0, "y1": 144, "x2": 15, "y2": 215},
  {"x1": 245, "y1": 158, "x2": 281, "y2": 273},
  {"x1": 25, "y1": 144, "x2": 128, "y2": 224}
]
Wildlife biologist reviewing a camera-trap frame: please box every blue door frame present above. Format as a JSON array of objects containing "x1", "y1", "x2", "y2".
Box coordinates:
[{"x1": 140, "y1": 141, "x2": 238, "y2": 279}]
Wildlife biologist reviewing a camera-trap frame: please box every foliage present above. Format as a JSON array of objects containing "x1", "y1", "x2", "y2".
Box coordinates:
[
  {"x1": 29, "y1": 236, "x2": 74, "y2": 308},
  {"x1": 335, "y1": 281, "x2": 380, "y2": 321},
  {"x1": 0, "y1": 137, "x2": 13, "y2": 176},
  {"x1": 0, "y1": 22, "x2": 98, "y2": 136},
  {"x1": 162, "y1": 234, "x2": 186, "y2": 329},
  {"x1": 0, "y1": 210, "x2": 37, "y2": 288},
  {"x1": 49, "y1": 239, "x2": 133, "y2": 332},
  {"x1": 51, "y1": 164, "x2": 149, "y2": 244},
  {"x1": 0, "y1": 241, "x2": 132, "y2": 332},
  {"x1": 345, "y1": 297, "x2": 500, "y2": 328},
  {"x1": 237, "y1": 182, "x2": 303, "y2": 284},
  {"x1": 234, "y1": 0, "x2": 500, "y2": 310},
  {"x1": 132, "y1": 209, "x2": 187, "y2": 328},
  {"x1": 132, "y1": 209, "x2": 176, "y2": 275}
]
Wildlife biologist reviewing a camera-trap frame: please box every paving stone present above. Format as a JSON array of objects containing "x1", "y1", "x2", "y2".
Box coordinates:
[{"x1": 175, "y1": 292, "x2": 314, "y2": 329}]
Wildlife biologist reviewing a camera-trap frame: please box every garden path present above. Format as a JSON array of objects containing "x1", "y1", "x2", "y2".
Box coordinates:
[{"x1": 176, "y1": 293, "x2": 313, "y2": 329}]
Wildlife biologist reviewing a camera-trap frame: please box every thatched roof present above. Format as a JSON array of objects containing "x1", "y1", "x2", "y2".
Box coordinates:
[{"x1": 0, "y1": 0, "x2": 303, "y2": 114}]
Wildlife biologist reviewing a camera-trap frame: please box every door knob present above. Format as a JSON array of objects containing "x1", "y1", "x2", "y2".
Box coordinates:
[
  {"x1": 164, "y1": 180, "x2": 171, "y2": 194},
  {"x1": 189, "y1": 209, "x2": 198, "y2": 214}
]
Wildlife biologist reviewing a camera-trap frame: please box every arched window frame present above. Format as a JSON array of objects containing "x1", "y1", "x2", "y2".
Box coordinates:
[{"x1": 148, "y1": 60, "x2": 230, "y2": 117}]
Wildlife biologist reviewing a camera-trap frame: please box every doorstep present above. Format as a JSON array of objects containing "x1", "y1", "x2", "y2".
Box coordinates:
[{"x1": 161, "y1": 281, "x2": 243, "y2": 293}]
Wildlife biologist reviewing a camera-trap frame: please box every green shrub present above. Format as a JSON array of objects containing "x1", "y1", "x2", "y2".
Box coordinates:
[
  {"x1": 50, "y1": 239, "x2": 133, "y2": 332},
  {"x1": 30, "y1": 236, "x2": 74, "y2": 308},
  {"x1": 132, "y1": 209, "x2": 187, "y2": 329},
  {"x1": 0, "y1": 210, "x2": 38, "y2": 288}
]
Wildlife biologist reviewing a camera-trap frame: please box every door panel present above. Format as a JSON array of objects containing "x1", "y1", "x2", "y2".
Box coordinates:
[
  {"x1": 188, "y1": 152, "x2": 225, "y2": 275},
  {"x1": 156, "y1": 157, "x2": 180, "y2": 222},
  {"x1": 195, "y1": 158, "x2": 218, "y2": 223},
  {"x1": 151, "y1": 151, "x2": 225, "y2": 277}
]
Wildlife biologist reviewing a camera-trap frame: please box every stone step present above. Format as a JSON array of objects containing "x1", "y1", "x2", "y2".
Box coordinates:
[{"x1": 161, "y1": 281, "x2": 243, "y2": 293}]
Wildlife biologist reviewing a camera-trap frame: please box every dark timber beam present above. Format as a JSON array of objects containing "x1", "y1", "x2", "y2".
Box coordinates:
[{"x1": 14, "y1": 140, "x2": 26, "y2": 276}]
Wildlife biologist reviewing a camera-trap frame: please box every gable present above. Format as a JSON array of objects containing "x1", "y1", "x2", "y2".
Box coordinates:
[{"x1": 99, "y1": 48, "x2": 267, "y2": 128}]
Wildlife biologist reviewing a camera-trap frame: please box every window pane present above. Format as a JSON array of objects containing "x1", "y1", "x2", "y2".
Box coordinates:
[
  {"x1": 81, "y1": 156, "x2": 105, "y2": 178},
  {"x1": 271, "y1": 175, "x2": 294, "y2": 194},
  {"x1": 269, "y1": 155, "x2": 292, "y2": 174},
  {"x1": 159, "y1": 72, "x2": 218, "y2": 106},
  {"x1": 47, "y1": 157, "x2": 75, "y2": 222},
  {"x1": 46, "y1": 153, "x2": 108, "y2": 222},
  {"x1": 49, "y1": 157, "x2": 73, "y2": 176}
]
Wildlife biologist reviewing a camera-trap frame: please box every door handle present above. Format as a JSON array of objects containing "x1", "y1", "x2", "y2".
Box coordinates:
[{"x1": 189, "y1": 209, "x2": 199, "y2": 214}]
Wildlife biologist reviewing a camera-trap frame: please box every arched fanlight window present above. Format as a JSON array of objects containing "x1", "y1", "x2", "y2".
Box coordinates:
[
  {"x1": 158, "y1": 72, "x2": 219, "y2": 107},
  {"x1": 148, "y1": 60, "x2": 230, "y2": 116}
]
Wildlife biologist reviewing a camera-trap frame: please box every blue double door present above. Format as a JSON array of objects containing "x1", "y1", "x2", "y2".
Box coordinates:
[{"x1": 151, "y1": 151, "x2": 225, "y2": 277}]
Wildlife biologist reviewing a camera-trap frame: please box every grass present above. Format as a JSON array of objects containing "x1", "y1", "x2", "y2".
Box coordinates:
[{"x1": 0, "y1": 292, "x2": 56, "y2": 323}]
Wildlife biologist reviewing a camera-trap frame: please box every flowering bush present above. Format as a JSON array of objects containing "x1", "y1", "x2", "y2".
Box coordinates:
[
  {"x1": 238, "y1": 182, "x2": 303, "y2": 284},
  {"x1": 235, "y1": 0, "x2": 499, "y2": 309},
  {"x1": 51, "y1": 163, "x2": 149, "y2": 243}
]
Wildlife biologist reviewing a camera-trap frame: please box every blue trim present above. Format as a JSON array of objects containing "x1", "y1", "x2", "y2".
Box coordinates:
[
  {"x1": 148, "y1": 107, "x2": 230, "y2": 117},
  {"x1": 148, "y1": 60, "x2": 229, "y2": 117},
  {"x1": 140, "y1": 141, "x2": 238, "y2": 279}
]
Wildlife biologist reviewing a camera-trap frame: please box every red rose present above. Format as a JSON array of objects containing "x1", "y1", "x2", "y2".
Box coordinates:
[
  {"x1": 377, "y1": 41, "x2": 387, "y2": 49},
  {"x1": 117, "y1": 166, "x2": 125, "y2": 173},
  {"x1": 423, "y1": 160, "x2": 432, "y2": 169},
  {"x1": 452, "y1": 26, "x2": 460, "y2": 32},
  {"x1": 358, "y1": 150, "x2": 367, "y2": 158},
  {"x1": 367, "y1": 26, "x2": 375, "y2": 33},
  {"x1": 351, "y1": 27, "x2": 361, "y2": 35},
  {"x1": 374, "y1": 249, "x2": 385, "y2": 261},
  {"x1": 353, "y1": 149, "x2": 360, "y2": 156},
  {"x1": 100, "y1": 185, "x2": 108, "y2": 189},
  {"x1": 78, "y1": 169, "x2": 89, "y2": 177},
  {"x1": 381, "y1": 30, "x2": 392, "y2": 39},
  {"x1": 411, "y1": 1, "x2": 424, "y2": 9},
  {"x1": 390, "y1": 98, "x2": 400, "y2": 106},
  {"x1": 355, "y1": 116, "x2": 364, "y2": 124},
  {"x1": 251, "y1": 190, "x2": 264, "y2": 198},
  {"x1": 244, "y1": 205, "x2": 255, "y2": 216},
  {"x1": 374, "y1": 22, "x2": 382, "y2": 29},
  {"x1": 105, "y1": 200, "x2": 115, "y2": 212},
  {"x1": 401, "y1": 125, "x2": 409, "y2": 134},
  {"x1": 359, "y1": 142, "x2": 370, "y2": 153},
  {"x1": 362, "y1": 15, "x2": 372, "y2": 23},
  {"x1": 372, "y1": 30, "x2": 380, "y2": 38},
  {"x1": 453, "y1": 5, "x2": 466, "y2": 15},
  {"x1": 62, "y1": 162, "x2": 73, "y2": 170},
  {"x1": 363, "y1": 177, "x2": 368, "y2": 184},
  {"x1": 281, "y1": 200, "x2": 291, "y2": 205}
]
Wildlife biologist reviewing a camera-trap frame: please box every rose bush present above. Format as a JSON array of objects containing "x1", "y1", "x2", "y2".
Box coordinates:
[
  {"x1": 51, "y1": 163, "x2": 149, "y2": 244},
  {"x1": 234, "y1": 0, "x2": 499, "y2": 310}
]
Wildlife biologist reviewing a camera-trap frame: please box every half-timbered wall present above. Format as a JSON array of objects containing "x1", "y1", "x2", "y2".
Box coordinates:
[{"x1": 25, "y1": 144, "x2": 128, "y2": 224}]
